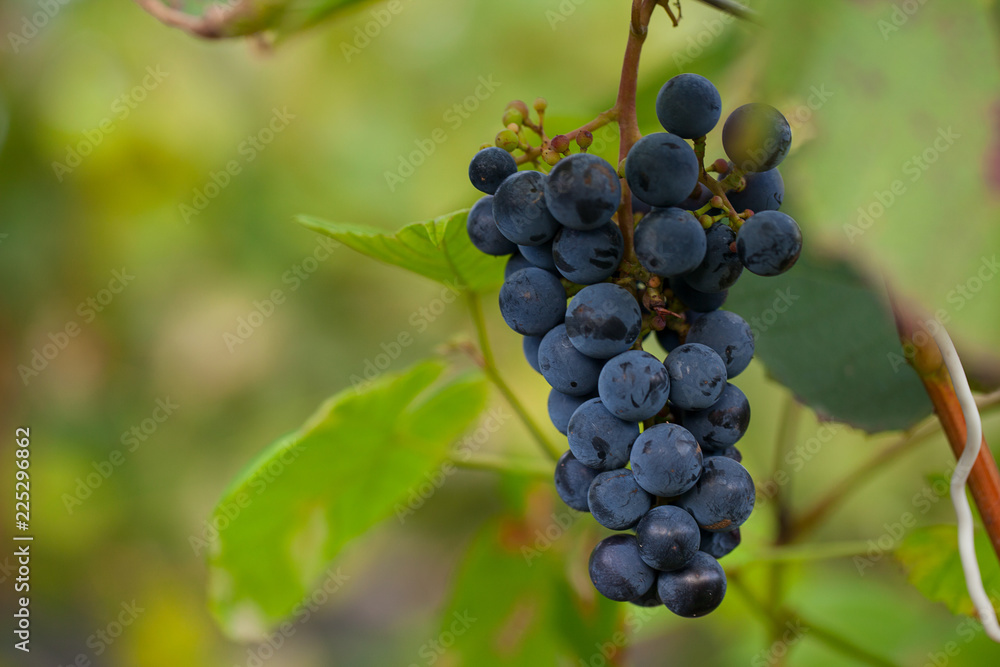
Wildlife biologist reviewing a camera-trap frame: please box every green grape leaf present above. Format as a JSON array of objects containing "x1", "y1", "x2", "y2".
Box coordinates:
[
  {"x1": 725, "y1": 249, "x2": 932, "y2": 433},
  {"x1": 748, "y1": 0, "x2": 1000, "y2": 384},
  {"x1": 205, "y1": 360, "x2": 490, "y2": 638},
  {"x1": 298, "y1": 210, "x2": 505, "y2": 294},
  {"x1": 895, "y1": 525, "x2": 1000, "y2": 617},
  {"x1": 435, "y1": 516, "x2": 622, "y2": 666}
]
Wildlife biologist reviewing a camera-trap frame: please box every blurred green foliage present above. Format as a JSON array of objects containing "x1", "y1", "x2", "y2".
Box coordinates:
[{"x1": 3, "y1": 0, "x2": 1000, "y2": 665}]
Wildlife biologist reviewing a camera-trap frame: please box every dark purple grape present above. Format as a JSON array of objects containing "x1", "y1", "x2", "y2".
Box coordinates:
[
  {"x1": 469, "y1": 146, "x2": 517, "y2": 194},
  {"x1": 467, "y1": 195, "x2": 517, "y2": 256},
  {"x1": 655, "y1": 73, "x2": 722, "y2": 139},
  {"x1": 544, "y1": 153, "x2": 622, "y2": 230}
]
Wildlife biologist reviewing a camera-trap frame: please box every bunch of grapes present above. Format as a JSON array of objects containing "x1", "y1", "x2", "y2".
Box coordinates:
[{"x1": 465, "y1": 73, "x2": 802, "y2": 617}]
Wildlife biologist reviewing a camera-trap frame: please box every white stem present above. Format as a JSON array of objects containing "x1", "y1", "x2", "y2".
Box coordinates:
[{"x1": 932, "y1": 325, "x2": 1000, "y2": 642}]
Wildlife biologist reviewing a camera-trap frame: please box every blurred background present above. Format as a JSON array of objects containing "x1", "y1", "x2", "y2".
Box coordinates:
[{"x1": 2, "y1": 0, "x2": 1000, "y2": 664}]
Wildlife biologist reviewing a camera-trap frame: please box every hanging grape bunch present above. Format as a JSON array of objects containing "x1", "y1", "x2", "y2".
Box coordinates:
[{"x1": 466, "y1": 73, "x2": 802, "y2": 617}]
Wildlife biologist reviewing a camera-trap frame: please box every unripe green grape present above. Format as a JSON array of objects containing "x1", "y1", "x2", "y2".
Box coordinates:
[{"x1": 496, "y1": 129, "x2": 519, "y2": 152}]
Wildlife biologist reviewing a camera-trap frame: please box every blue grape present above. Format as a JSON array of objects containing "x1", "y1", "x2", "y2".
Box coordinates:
[
  {"x1": 724, "y1": 167, "x2": 784, "y2": 213},
  {"x1": 625, "y1": 133, "x2": 700, "y2": 208},
  {"x1": 518, "y1": 240, "x2": 556, "y2": 271},
  {"x1": 538, "y1": 324, "x2": 603, "y2": 396},
  {"x1": 469, "y1": 146, "x2": 517, "y2": 194},
  {"x1": 554, "y1": 450, "x2": 600, "y2": 512},
  {"x1": 548, "y1": 389, "x2": 594, "y2": 435},
  {"x1": 683, "y1": 223, "x2": 743, "y2": 293},
  {"x1": 700, "y1": 527, "x2": 741, "y2": 559},
  {"x1": 712, "y1": 446, "x2": 742, "y2": 463},
  {"x1": 678, "y1": 182, "x2": 712, "y2": 211},
  {"x1": 671, "y1": 276, "x2": 728, "y2": 313},
  {"x1": 722, "y1": 103, "x2": 791, "y2": 173},
  {"x1": 736, "y1": 210, "x2": 802, "y2": 276},
  {"x1": 587, "y1": 469, "x2": 654, "y2": 530},
  {"x1": 493, "y1": 171, "x2": 561, "y2": 246},
  {"x1": 589, "y1": 534, "x2": 656, "y2": 602},
  {"x1": 504, "y1": 252, "x2": 534, "y2": 279},
  {"x1": 665, "y1": 343, "x2": 727, "y2": 410},
  {"x1": 676, "y1": 456, "x2": 755, "y2": 532},
  {"x1": 636, "y1": 505, "x2": 701, "y2": 571},
  {"x1": 467, "y1": 195, "x2": 517, "y2": 256},
  {"x1": 544, "y1": 153, "x2": 622, "y2": 230},
  {"x1": 567, "y1": 398, "x2": 640, "y2": 471},
  {"x1": 552, "y1": 222, "x2": 623, "y2": 285},
  {"x1": 656, "y1": 551, "x2": 727, "y2": 617},
  {"x1": 634, "y1": 207, "x2": 707, "y2": 277},
  {"x1": 631, "y1": 193, "x2": 652, "y2": 216},
  {"x1": 629, "y1": 423, "x2": 703, "y2": 497},
  {"x1": 655, "y1": 73, "x2": 722, "y2": 139},
  {"x1": 565, "y1": 283, "x2": 642, "y2": 359},
  {"x1": 498, "y1": 267, "x2": 566, "y2": 336},
  {"x1": 522, "y1": 335, "x2": 543, "y2": 374},
  {"x1": 686, "y1": 310, "x2": 754, "y2": 377},
  {"x1": 598, "y1": 350, "x2": 670, "y2": 421},
  {"x1": 629, "y1": 586, "x2": 663, "y2": 608},
  {"x1": 683, "y1": 383, "x2": 751, "y2": 451},
  {"x1": 655, "y1": 326, "x2": 682, "y2": 353}
]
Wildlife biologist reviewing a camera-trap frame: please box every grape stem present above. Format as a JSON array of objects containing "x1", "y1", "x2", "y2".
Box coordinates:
[
  {"x1": 450, "y1": 452, "x2": 553, "y2": 478},
  {"x1": 464, "y1": 292, "x2": 563, "y2": 461},
  {"x1": 693, "y1": 135, "x2": 744, "y2": 229}
]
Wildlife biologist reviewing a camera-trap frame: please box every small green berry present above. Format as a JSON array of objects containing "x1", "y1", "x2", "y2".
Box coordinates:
[{"x1": 496, "y1": 129, "x2": 519, "y2": 152}]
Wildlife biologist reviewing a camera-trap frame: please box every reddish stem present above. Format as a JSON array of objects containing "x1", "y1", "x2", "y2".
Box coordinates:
[{"x1": 893, "y1": 296, "x2": 1000, "y2": 562}]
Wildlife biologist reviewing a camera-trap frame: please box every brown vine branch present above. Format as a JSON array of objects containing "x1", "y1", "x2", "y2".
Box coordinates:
[
  {"x1": 132, "y1": 0, "x2": 247, "y2": 38},
  {"x1": 893, "y1": 294, "x2": 1000, "y2": 562},
  {"x1": 695, "y1": 0, "x2": 758, "y2": 22}
]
